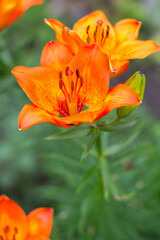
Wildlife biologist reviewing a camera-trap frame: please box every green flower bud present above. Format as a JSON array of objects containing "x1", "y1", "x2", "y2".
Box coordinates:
[{"x1": 117, "y1": 71, "x2": 146, "y2": 119}]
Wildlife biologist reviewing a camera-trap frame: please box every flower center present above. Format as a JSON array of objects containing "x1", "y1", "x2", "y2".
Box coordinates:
[
  {"x1": 58, "y1": 66, "x2": 84, "y2": 116},
  {"x1": 86, "y1": 20, "x2": 110, "y2": 47},
  {"x1": 0, "y1": 225, "x2": 18, "y2": 240}
]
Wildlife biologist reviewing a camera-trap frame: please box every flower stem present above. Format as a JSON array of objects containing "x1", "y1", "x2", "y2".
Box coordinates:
[{"x1": 96, "y1": 133, "x2": 117, "y2": 201}]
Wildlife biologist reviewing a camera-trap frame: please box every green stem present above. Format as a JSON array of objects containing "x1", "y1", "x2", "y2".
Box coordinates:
[{"x1": 96, "y1": 134, "x2": 111, "y2": 201}]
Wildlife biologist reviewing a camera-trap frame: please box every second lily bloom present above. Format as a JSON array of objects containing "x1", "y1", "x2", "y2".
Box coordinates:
[{"x1": 45, "y1": 10, "x2": 160, "y2": 78}]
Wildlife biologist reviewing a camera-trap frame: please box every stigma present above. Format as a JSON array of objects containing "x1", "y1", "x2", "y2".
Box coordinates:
[{"x1": 86, "y1": 20, "x2": 110, "y2": 47}]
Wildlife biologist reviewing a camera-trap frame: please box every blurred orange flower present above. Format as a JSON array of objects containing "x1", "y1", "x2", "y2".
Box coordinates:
[
  {"x1": 0, "y1": 0, "x2": 43, "y2": 30},
  {"x1": 12, "y1": 43, "x2": 140, "y2": 130},
  {"x1": 0, "y1": 195, "x2": 53, "y2": 240},
  {"x1": 45, "y1": 10, "x2": 160, "y2": 78}
]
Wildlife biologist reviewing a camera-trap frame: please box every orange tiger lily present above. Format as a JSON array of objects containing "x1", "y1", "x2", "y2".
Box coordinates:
[
  {"x1": 45, "y1": 10, "x2": 160, "y2": 78},
  {"x1": 12, "y1": 43, "x2": 140, "y2": 130},
  {"x1": 0, "y1": 195, "x2": 53, "y2": 240},
  {"x1": 0, "y1": 0, "x2": 43, "y2": 31}
]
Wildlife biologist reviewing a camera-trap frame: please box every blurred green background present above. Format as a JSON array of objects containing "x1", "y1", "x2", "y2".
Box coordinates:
[{"x1": 0, "y1": 0, "x2": 160, "y2": 239}]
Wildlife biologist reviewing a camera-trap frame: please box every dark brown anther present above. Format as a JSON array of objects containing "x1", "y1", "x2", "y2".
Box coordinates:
[
  {"x1": 59, "y1": 71, "x2": 63, "y2": 89},
  {"x1": 93, "y1": 29, "x2": 97, "y2": 40},
  {"x1": 86, "y1": 25, "x2": 90, "y2": 34},
  {"x1": 14, "y1": 227, "x2": 18, "y2": 234},
  {"x1": 106, "y1": 25, "x2": 110, "y2": 38},
  {"x1": 80, "y1": 76, "x2": 84, "y2": 87},
  {"x1": 76, "y1": 69, "x2": 80, "y2": 78},
  {"x1": 101, "y1": 28, "x2": 104, "y2": 39},
  {"x1": 71, "y1": 80, "x2": 74, "y2": 91}
]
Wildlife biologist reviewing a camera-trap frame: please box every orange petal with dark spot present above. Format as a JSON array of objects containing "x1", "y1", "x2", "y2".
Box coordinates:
[{"x1": 12, "y1": 66, "x2": 60, "y2": 113}]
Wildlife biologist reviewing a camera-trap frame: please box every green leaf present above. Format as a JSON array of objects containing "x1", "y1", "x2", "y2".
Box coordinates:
[
  {"x1": 80, "y1": 129, "x2": 99, "y2": 162},
  {"x1": 44, "y1": 126, "x2": 90, "y2": 140}
]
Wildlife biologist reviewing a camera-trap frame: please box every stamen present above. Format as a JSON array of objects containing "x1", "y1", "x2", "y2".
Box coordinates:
[
  {"x1": 58, "y1": 69, "x2": 84, "y2": 117},
  {"x1": 76, "y1": 68, "x2": 80, "y2": 78},
  {"x1": 86, "y1": 25, "x2": 90, "y2": 34},
  {"x1": 71, "y1": 80, "x2": 74, "y2": 91},
  {"x1": 101, "y1": 25, "x2": 110, "y2": 47},
  {"x1": 0, "y1": 236, "x2": 3, "y2": 240},
  {"x1": 86, "y1": 25, "x2": 91, "y2": 44},
  {"x1": 59, "y1": 71, "x2": 63, "y2": 89},
  {"x1": 80, "y1": 76, "x2": 84, "y2": 87},
  {"x1": 106, "y1": 25, "x2": 110, "y2": 38},
  {"x1": 101, "y1": 28, "x2": 104, "y2": 39}
]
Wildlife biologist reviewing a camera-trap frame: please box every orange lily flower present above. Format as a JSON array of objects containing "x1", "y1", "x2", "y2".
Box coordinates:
[
  {"x1": 0, "y1": 195, "x2": 53, "y2": 240},
  {"x1": 12, "y1": 43, "x2": 140, "y2": 130},
  {"x1": 45, "y1": 10, "x2": 160, "y2": 78},
  {"x1": 0, "y1": 0, "x2": 43, "y2": 31}
]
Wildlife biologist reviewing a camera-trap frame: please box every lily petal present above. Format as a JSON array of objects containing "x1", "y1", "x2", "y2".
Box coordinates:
[
  {"x1": 62, "y1": 27, "x2": 86, "y2": 54},
  {"x1": 12, "y1": 66, "x2": 60, "y2": 113},
  {"x1": 44, "y1": 18, "x2": 65, "y2": 43},
  {"x1": 0, "y1": 195, "x2": 28, "y2": 240},
  {"x1": 109, "y1": 59, "x2": 129, "y2": 78},
  {"x1": 73, "y1": 10, "x2": 116, "y2": 48},
  {"x1": 114, "y1": 40, "x2": 160, "y2": 59},
  {"x1": 0, "y1": 0, "x2": 43, "y2": 30},
  {"x1": 22, "y1": 0, "x2": 43, "y2": 10},
  {"x1": 69, "y1": 44, "x2": 110, "y2": 107},
  {"x1": 104, "y1": 84, "x2": 141, "y2": 112},
  {"x1": 40, "y1": 41, "x2": 73, "y2": 71},
  {"x1": 18, "y1": 104, "x2": 69, "y2": 130},
  {"x1": 27, "y1": 237, "x2": 51, "y2": 240},
  {"x1": 28, "y1": 208, "x2": 53, "y2": 238},
  {"x1": 114, "y1": 19, "x2": 141, "y2": 43}
]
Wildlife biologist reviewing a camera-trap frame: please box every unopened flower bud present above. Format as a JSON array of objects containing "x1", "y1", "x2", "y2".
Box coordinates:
[{"x1": 117, "y1": 71, "x2": 146, "y2": 119}]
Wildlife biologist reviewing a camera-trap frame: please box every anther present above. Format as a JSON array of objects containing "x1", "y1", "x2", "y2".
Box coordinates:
[
  {"x1": 14, "y1": 227, "x2": 18, "y2": 234},
  {"x1": 59, "y1": 71, "x2": 63, "y2": 89},
  {"x1": 80, "y1": 76, "x2": 84, "y2": 87},
  {"x1": 0, "y1": 236, "x2": 3, "y2": 240},
  {"x1": 101, "y1": 28, "x2": 104, "y2": 39},
  {"x1": 76, "y1": 69, "x2": 80, "y2": 78},
  {"x1": 106, "y1": 25, "x2": 110, "y2": 38},
  {"x1": 86, "y1": 25, "x2": 90, "y2": 34},
  {"x1": 71, "y1": 80, "x2": 74, "y2": 91}
]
